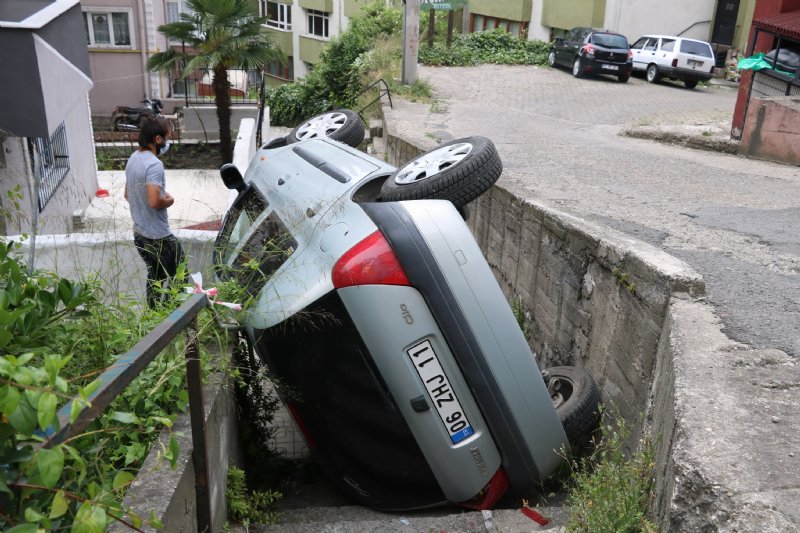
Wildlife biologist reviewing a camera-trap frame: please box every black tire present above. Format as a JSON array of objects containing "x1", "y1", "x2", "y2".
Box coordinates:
[
  {"x1": 287, "y1": 109, "x2": 365, "y2": 147},
  {"x1": 112, "y1": 116, "x2": 126, "y2": 132},
  {"x1": 618, "y1": 72, "x2": 630, "y2": 83},
  {"x1": 572, "y1": 57, "x2": 584, "y2": 78},
  {"x1": 544, "y1": 366, "x2": 601, "y2": 449},
  {"x1": 684, "y1": 79, "x2": 699, "y2": 89},
  {"x1": 547, "y1": 50, "x2": 557, "y2": 68},
  {"x1": 379, "y1": 136, "x2": 502, "y2": 209},
  {"x1": 646, "y1": 64, "x2": 660, "y2": 84}
]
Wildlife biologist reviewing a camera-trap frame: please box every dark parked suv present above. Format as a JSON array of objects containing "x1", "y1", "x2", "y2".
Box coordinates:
[{"x1": 548, "y1": 27, "x2": 633, "y2": 82}]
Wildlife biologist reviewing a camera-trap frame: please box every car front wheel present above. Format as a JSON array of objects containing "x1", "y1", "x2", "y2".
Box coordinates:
[
  {"x1": 548, "y1": 50, "x2": 557, "y2": 68},
  {"x1": 544, "y1": 366, "x2": 601, "y2": 449},
  {"x1": 646, "y1": 64, "x2": 660, "y2": 83},
  {"x1": 379, "y1": 136, "x2": 502, "y2": 209},
  {"x1": 287, "y1": 109, "x2": 365, "y2": 147},
  {"x1": 572, "y1": 57, "x2": 584, "y2": 78}
]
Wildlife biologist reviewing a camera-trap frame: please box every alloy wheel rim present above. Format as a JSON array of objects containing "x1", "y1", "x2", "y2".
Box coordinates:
[
  {"x1": 295, "y1": 112, "x2": 348, "y2": 140},
  {"x1": 394, "y1": 142, "x2": 474, "y2": 184},
  {"x1": 573, "y1": 59, "x2": 580, "y2": 75},
  {"x1": 548, "y1": 51, "x2": 555, "y2": 66}
]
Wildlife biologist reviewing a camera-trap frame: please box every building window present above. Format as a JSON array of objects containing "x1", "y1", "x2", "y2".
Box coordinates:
[
  {"x1": 33, "y1": 122, "x2": 70, "y2": 212},
  {"x1": 470, "y1": 15, "x2": 527, "y2": 38},
  {"x1": 262, "y1": 1, "x2": 292, "y2": 30},
  {"x1": 266, "y1": 57, "x2": 294, "y2": 80},
  {"x1": 84, "y1": 10, "x2": 132, "y2": 47},
  {"x1": 167, "y1": 1, "x2": 180, "y2": 23},
  {"x1": 307, "y1": 9, "x2": 329, "y2": 38}
]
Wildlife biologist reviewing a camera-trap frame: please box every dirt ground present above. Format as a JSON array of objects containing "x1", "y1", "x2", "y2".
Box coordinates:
[{"x1": 95, "y1": 140, "x2": 224, "y2": 171}]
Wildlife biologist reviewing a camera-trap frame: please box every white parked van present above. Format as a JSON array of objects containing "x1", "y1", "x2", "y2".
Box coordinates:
[{"x1": 631, "y1": 35, "x2": 715, "y2": 88}]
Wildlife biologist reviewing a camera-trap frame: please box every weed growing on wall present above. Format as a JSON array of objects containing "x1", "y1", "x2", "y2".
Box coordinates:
[{"x1": 565, "y1": 414, "x2": 656, "y2": 532}]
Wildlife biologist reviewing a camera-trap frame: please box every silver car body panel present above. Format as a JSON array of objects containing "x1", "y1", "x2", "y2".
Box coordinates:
[
  {"x1": 362, "y1": 200, "x2": 568, "y2": 489},
  {"x1": 223, "y1": 139, "x2": 393, "y2": 329},
  {"x1": 339, "y1": 284, "x2": 502, "y2": 502}
]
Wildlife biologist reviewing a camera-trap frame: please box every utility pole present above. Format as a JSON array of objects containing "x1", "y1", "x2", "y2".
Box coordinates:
[{"x1": 402, "y1": 0, "x2": 419, "y2": 84}]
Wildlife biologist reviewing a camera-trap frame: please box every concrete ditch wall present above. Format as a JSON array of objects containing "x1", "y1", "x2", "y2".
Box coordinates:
[{"x1": 383, "y1": 115, "x2": 798, "y2": 530}]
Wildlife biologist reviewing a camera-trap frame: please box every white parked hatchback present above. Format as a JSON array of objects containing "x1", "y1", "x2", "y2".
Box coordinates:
[{"x1": 631, "y1": 35, "x2": 715, "y2": 88}]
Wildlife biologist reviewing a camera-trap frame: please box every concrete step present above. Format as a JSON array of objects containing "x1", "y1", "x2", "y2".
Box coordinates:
[{"x1": 255, "y1": 506, "x2": 566, "y2": 532}]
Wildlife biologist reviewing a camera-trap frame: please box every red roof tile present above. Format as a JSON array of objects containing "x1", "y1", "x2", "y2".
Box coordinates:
[{"x1": 754, "y1": 9, "x2": 800, "y2": 41}]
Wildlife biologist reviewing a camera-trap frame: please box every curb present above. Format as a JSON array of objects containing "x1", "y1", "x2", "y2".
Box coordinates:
[{"x1": 621, "y1": 127, "x2": 740, "y2": 154}]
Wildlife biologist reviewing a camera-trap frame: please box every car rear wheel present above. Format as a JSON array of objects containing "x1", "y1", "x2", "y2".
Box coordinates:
[
  {"x1": 618, "y1": 72, "x2": 630, "y2": 83},
  {"x1": 548, "y1": 50, "x2": 557, "y2": 68},
  {"x1": 572, "y1": 57, "x2": 584, "y2": 78},
  {"x1": 544, "y1": 366, "x2": 601, "y2": 449},
  {"x1": 646, "y1": 64, "x2": 661, "y2": 83},
  {"x1": 379, "y1": 136, "x2": 502, "y2": 209},
  {"x1": 684, "y1": 79, "x2": 699, "y2": 89},
  {"x1": 288, "y1": 109, "x2": 365, "y2": 147}
]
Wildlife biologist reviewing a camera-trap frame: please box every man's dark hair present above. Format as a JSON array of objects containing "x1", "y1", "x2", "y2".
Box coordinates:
[{"x1": 138, "y1": 116, "x2": 172, "y2": 149}]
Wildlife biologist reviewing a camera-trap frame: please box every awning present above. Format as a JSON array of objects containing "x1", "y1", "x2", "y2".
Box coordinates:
[{"x1": 753, "y1": 9, "x2": 800, "y2": 41}]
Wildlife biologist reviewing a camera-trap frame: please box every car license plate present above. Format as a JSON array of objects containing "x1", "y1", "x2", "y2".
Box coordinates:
[
  {"x1": 407, "y1": 339, "x2": 474, "y2": 444},
  {"x1": 688, "y1": 59, "x2": 703, "y2": 67},
  {"x1": 601, "y1": 64, "x2": 619, "y2": 71}
]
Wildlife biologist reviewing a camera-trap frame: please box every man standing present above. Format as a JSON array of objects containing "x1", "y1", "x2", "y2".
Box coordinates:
[{"x1": 125, "y1": 116, "x2": 184, "y2": 308}]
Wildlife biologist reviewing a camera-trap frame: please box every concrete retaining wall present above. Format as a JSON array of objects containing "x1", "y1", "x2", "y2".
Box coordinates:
[
  {"x1": 383, "y1": 111, "x2": 798, "y2": 530},
  {"x1": 740, "y1": 96, "x2": 800, "y2": 166},
  {"x1": 13, "y1": 230, "x2": 216, "y2": 304}
]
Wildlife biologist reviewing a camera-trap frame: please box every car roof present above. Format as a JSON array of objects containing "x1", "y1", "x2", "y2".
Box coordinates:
[{"x1": 638, "y1": 34, "x2": 711, "y2": 44}]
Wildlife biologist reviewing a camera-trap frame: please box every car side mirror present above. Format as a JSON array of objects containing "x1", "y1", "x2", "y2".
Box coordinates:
[{"x1": 219, "y1": 163, "x2": 245, "y2": 192}]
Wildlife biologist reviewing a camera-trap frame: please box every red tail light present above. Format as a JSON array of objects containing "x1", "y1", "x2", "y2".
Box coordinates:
[
  {"x1": 332, "y1": 231, "x2": 410, "y2": 288},
  {"x1": 672, "y1": 58, "x2": 678, "y2": 67},
  {"x1": 457, "y1": 468, "x2": 510, "y2": 510},
  {"x1": 581, "y1": 44, "x2": 596, "y2": 57},
  {"x1": 627, "y1": 49, "x2": 633, "y2": 59}
]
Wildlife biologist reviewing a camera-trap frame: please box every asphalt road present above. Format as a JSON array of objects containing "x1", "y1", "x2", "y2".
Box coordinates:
[{"x1": 417, "y1": 64, "x2": 800, "y2": 357}]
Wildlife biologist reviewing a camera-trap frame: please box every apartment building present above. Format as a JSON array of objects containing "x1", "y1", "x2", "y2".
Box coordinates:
[
  {"x1": 260, "y1": 0, "x2": 376, "y2": 85},
  {"x1": 0, "y1": 0, "x2": 97, "y2": 235},
  {"x1": 467, "y1": 0, "x2": 756, "y2": 54}
]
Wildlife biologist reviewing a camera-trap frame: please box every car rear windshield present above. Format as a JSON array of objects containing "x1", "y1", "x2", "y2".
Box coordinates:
[
  {"x1": 680, "y1": 40, "x2": 713, "y2": 57},
  {"x1": 591, "y1": 33, "x2": 628, "y2": 49}
]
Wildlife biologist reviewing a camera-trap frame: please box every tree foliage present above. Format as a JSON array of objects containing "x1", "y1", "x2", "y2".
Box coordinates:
[
  {"x1": 266, "y1": 0, "x2": 402, "y2": 127},
  {"x1": 148, "y1": 0, "x2": 281, "y2": 162}
]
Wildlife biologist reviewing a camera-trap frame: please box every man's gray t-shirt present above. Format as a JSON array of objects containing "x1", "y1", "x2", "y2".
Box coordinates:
[{"x1": 126, "y1": 150, "x2": 171, "y2": 239}]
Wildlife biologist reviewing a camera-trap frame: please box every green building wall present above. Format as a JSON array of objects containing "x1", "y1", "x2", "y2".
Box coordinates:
[
  {"x1": 469, "y1": 0, "x2": 532, "y2": 22},
  {"x1": 541, "y1": 0, "x2": 606, "y2": 31}
]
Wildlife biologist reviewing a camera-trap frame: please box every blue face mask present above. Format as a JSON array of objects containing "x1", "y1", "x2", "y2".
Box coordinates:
[{"x1": 158, "y1": 139, "x2": 171, "y2": 156}]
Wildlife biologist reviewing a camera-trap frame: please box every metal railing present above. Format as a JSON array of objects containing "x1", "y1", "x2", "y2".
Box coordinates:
[
  {"x1": 356, "y1": 78, "x2": 393, "y2": 116},
  {"x1": 173, "y1": 68, "x2": 265, "y2": 106},
  {"x1": 34, "y1": 122, "x2": 70, "y2": 212},
  {"x1": 41, "y1": 293, "x2": 216, "y2": 532}
]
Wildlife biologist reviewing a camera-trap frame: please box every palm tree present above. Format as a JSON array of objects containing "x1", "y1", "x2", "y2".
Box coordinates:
[{"x1": 147, "y1": 0, "x2": 281, "y2": 163}]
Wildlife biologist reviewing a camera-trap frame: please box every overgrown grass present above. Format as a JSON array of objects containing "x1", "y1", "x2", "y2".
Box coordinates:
[{"x1": 565, "y1": 414, "x2": 657, "y2": 532}]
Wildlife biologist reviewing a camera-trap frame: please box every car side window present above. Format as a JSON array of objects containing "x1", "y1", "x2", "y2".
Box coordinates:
[
  {"x1": 660, "y1": 39, "x2": 676, "y2": 52},
  {"x1": 643, "y1": 39, "x2": 658, "y2": 51},
  {"x1": 631, "y1": 37, "x2": 649, "y2": 50}
]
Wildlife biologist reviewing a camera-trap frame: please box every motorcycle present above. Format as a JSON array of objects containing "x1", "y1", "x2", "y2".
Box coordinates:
[{"x1": 111, "y1": 97, "x2": 164, "y2": 132}]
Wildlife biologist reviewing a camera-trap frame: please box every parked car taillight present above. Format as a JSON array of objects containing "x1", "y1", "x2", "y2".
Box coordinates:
[
  {"x1": 581, "y1": 44, "x2": 595, "y2": 57},
  {"x1": 627, "y1": 49, "x2": 633, "y2": 60},
  {"x1": 332, "y1": 230, "x2": 411, "y2": 288}
]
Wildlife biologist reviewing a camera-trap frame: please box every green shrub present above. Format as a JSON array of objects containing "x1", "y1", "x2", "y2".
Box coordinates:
[
  {"x1": 266, "y1": 0, "x2": 402, "y2": 126},
  {"x1": 226, "y1": 466, "x2": 281, "y2": 526},
  {"x1": 420, "y1": 28, "x2": 551, "y2": 67},
  {"x1": 565, "y1": 415, "x2": 656, "y2": 532},
  {"x1": 0, "y1": 240, "x2": 232, "y2": 531}
]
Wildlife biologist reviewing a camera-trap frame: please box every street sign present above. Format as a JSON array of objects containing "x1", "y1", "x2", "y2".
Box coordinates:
[{"x1": 419, "y1": 0, "x2": 466, "y2": 11}]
